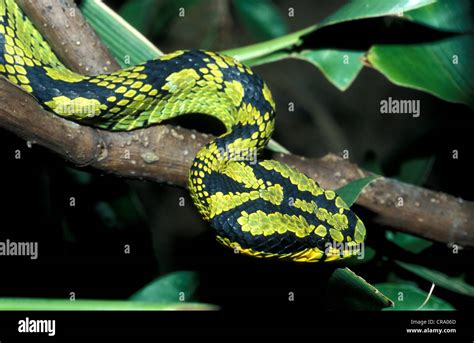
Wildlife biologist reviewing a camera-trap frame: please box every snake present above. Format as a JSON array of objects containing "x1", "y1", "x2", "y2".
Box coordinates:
[{"x1": 0, "y1": 0, "x2": 366, "y2": 263}]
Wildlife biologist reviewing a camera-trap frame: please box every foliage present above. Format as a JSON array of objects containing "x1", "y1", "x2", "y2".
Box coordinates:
[
  {"x1": 83, "y1": 0, "x2": 474, "y2": 107},
  {"x1": 336, "y1": 175, "x2": 381, "y2": 207},
  {"x1": 375, "y1": 283, "x2": 454, "y2": 310}
]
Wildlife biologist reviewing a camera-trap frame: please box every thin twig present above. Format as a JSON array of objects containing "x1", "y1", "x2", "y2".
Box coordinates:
[{"x1": 416, "y1": 283, "x2": 435, "y2": 310}]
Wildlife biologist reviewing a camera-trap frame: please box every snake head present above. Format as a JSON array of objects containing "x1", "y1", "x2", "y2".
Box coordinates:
[{"x1": 201, "y1": 159, "x2": 366, "y2": 263}]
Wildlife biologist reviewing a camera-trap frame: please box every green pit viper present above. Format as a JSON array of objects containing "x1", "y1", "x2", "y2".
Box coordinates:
[{"x1": 0, "y1": 0, "x2": 366, "y2": 262}]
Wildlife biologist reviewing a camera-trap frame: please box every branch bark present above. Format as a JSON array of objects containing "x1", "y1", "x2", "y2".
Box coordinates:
[
  {"x1": 16, "y1": 0, "x2": 120, "y2": 74},
  {"x1": 1, "y1": 0, "x2": 473, "y2": 248}
]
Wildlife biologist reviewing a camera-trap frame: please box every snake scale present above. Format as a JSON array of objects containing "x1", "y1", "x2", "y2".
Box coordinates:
[{"x1": 0, "y1": 0, "x2": 366, "y2": 262}]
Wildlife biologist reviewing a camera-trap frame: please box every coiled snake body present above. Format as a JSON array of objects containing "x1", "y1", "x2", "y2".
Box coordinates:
[{"x1": 0, "y1": 0, "x2": 366, "y2": 262}]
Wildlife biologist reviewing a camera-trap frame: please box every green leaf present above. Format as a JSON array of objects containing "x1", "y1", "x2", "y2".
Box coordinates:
[
  {"x1": 228, "y1": 0, "x2": 473, "y2": 103},
  {"x1": 0, "y1": 298, "x2": 216, "y2": 311},
  {"x1": 326, "y1": 268, "x2": 393, "y2": 310},
  {"x1": 81, "y1": 0, "x2": 162, "y2": 66},
  {"x1": 396, "y1": 261, "x2": 474, "y2": 297},
  {"x1": 386, "y1": 272, "x2": 419, "y2": 287},
  {"x1": 368, "y1": 35, "x2": 474, "y2": 108},
  {"x1": 232, "y1": 0, "x2": 289, "y2": 41},
  {"x1": 336, "y1": 175, "x2": 381, "y2": 207},
  {"x1": 404, "y1": 0, "x2": 472, "y2": 33},
  {"x1": 368, "y1": 0, "x2": 474, "y2": 107},
  {"x1": 84, "y1": 0, "x2": 436, "y2": 91},
  {"x1": 385, "y1": 231, "x2": 433, "y2": 254},
  {"x1": 82, "y1": 0, "x2": 472, "y2": 106},
  {"x1": 130, "y1": 271, "x2": 199, "y2": 303},
  {"x1": 375, "y1": 283, "x2": 454, "y2": 310},
  {"x1": 226, "y1": 0, "x2": 436, "y2": 90},
  {"x1": 242, "y1": 48, "x2": 365, "y2": 91},
  {"x1": 396, "y1": 156, "x2": 435, "y2": 185},
  {"x1": 266, "y1": 139, "x2": 290, "y2": 154},
  {"x1": 295, "y1": 50, "x2": 365, "y2": 91},
  {"x1": 318, "y1": 0, "x2": 436, "y2": 28},
  {"x1": 119, "y1": 0, "x2": 157, "y2": 35}
]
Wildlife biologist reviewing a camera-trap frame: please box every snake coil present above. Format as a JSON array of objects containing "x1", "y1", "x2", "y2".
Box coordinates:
[{"x1": 0, "y1": 0, "x2": 366, "y2": 262}]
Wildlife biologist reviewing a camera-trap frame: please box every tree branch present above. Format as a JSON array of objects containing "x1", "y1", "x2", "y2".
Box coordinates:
[
  {"x1": 1, "y1": 0, "x2": 472, "y2": 248},
  {"x1": 16, "y1": 0, "x2": 120, "y2": 74}
]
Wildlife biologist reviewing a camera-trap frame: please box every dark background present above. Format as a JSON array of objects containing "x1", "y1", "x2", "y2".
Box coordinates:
[{"x1": 0, "y1": 0, "x2": 473, "y2": 311}]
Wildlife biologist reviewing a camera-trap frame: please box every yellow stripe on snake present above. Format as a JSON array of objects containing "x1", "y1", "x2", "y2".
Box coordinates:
[{"x1": 0, "y1": 0, "x2": 366, "y2": 262}]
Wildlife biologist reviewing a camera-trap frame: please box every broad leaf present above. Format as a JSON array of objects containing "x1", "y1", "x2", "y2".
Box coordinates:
[
  {"x1": 318, "y1": 0, "x2": 435, "y2": 28},
  {"x1": 396, "y1": 261, "x2": 474, "y2": 297},
  {"x1": 375, "y1": 283, "x2": 454, "y2": 310},
  {"x1": 367, "y1": 35, "x2": 474, "y2": 108},
  {"x1": 83, "y1": 0, "x2": 473, "y2": 104},
  {"x1": 326, "y1": 268, "x2": 393, "y2": 310},
  {"x1": 336, "y1": 175, "x2": 381, "y2": 207},
  {"x1": 130, "y1": 271, "x2": 199, "y2": 303},
  {"x1": 404, "y1": 0, "x2": 471, "y2": 32},
  {"x1": 386, "y1": 231, "x2": 433, "y2": 254},
  {"x1": 395, "y1": 156, "x2": 435, "y2": 186},
  {"x1": 295, "y1": 50, "x2": 365, "y2": 91}
]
